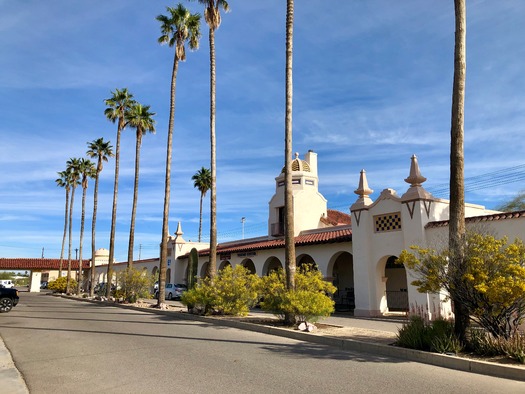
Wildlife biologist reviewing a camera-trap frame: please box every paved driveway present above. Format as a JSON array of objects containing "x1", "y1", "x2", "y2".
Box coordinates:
[{"x1": 1, "y1": 292, "x2": 524, "y2": 393}]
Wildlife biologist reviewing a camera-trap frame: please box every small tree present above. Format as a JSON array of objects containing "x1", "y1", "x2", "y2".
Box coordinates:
[
  {"x1": 260, "y1": 267, "x2": 336, "y2": 324},
  {"x1": 497, "y1": 191, "x2": 525, "y2": 212},
  {"x1": 399, "y1": 232, "x2": 525, "y2": 339},
  {"x1": 48, "y1": 276, "x2": 78, "y2": 294},
  {"x1": 181, "y1": 265, "x2": 260, "y2": 316},
  {"x1": 114, "y1": 267, "x2": 155, "y2": 303}
]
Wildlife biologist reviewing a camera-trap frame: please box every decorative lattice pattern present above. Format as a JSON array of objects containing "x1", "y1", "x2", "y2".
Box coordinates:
[{"x1": 374, "y1": 213, "x2": 402, "y2": 232}]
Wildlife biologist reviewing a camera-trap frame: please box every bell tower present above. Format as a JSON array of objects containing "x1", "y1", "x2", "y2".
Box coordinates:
[{"x1": 268, "y1": 150, "x2": 327, "y2": 237}]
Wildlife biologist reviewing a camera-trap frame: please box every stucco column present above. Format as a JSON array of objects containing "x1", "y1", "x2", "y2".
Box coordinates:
[{"x1": 29, "y1": 271, "x2": 41, "y2": 293}]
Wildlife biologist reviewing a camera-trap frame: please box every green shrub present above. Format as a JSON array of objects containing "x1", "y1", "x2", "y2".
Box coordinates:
[
  {"x1": 259, "y1": 270, "x2": 287, "y2": 319},
  {"x1": 114, "y1": 268, "x2": 154, "y2": 303},
  {"x1": 180, "y1": 282, "x2": 215, "y2": 315},
  {"x1": 181, "y1": 265, "x2": 261, "y2": 316},
  {"x1": 396, "y1": 316, "x2": 462, "y2": 354},
  {"x1": 502, "y1": 333, "x2": 525, "y2": 364},
  {"x1": 467, "y1": 328, "x2": 525, "y2": 363},
  {"x1": 466, "y1": 328, "x2": 501, "y2": 356},
  {"x1": 259, "y1": 267, "x2": 336, "y2": 324},
  {"x1": 48, "y1": 276, "x2": 78, "y2": 293},
  {"x1": 396, "y1": 316, "x2": 428, "y2": 350}
]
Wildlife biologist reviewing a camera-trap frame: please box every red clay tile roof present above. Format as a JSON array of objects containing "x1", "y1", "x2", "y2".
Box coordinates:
[
  {"x1": 0, "y1": 258, "x2": 90, "y2": 270},
  {"x1": 425, "y1": 210, "x2": 525, "y2": 229},
  {"x1": 323, "y1": 209, "x2": 352, "y2": 226},
  {"x1": 95, "y1": 257, "x2": 159, "y2": 268},
  {"x1": 180, "y1": 226, "x2": 352, "y2": 258}
]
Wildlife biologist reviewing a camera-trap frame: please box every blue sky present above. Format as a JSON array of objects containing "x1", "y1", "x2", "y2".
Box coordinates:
[{"x1": 1, "y1": 1, "x2": 524, "y2": 262}]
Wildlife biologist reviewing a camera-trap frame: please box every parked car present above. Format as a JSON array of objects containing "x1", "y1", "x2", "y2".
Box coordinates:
[
  {"x1": 94, "y1": 282, "x2": 115, "y2": 295},
  {"x1": 0, "y1": 286, "x2": 20, "y2": 313},
  {"x1": 40, "y1": 281, "x2": 48, "y2": 289},
  {"x1": 0, "y1": 279, "x2": 14, "y2": 289},
  {"x1": 155, "y1": 283, "x2": 187, "y2": 300}
]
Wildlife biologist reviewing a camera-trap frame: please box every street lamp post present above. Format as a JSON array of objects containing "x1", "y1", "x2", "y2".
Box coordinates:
[{"x1": 241, "y1": 217, "x2": 246, "y2": 240}]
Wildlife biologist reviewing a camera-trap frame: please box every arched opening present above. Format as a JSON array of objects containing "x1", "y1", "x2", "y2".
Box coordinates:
[
  {"x1": 152, "y1": 266, "x2": 158, "y2": 277},
  {"x1": 241, "y1": 259, "x2": 256, "y2": 274},
  {"x1": 384, "y1": 256, "x2": 408, "y2": 312},
  {"x1": 166, "y1": 268, "x2": 172, "y2": 284},
  {"x1": 200, "y1": 261, "x2": 210, "y2": 278},
  {"x1": 218, "y1": 260, "x2": 231, "y2": 271},
  {"x1": 262, "y1": 256, "x2": 282, "y2": 275},
  {"x1": 329, "y1": 252, "x2": 354, "y2": 311},
  {"x1": 297, "y1": 254, "x2": 317, "y2": 272}
]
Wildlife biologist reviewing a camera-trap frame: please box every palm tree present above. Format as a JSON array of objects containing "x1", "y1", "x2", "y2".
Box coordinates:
[
  {"x1": 156, "y1": 4, "x2": 201, "y2": 307},
  {"x1": 86, "y1": 138, "x2": 114, "y2": 297},
  {"x1": 55, "y1": 170, "x2": 72, "y2": 277},
  {"x1": 191, "y1": 0, "x2": 230, "y2": 278},
  {"x1": 192, "y1": 167, "x2": 211, "y2": 242},
  {"x1": 104, "y1": 88, "x2": 135, "y2": 297},
  {"x1": 126, "y1": 103, "x2": 156, "y2": 268},
  {"x1": 76, "y1": 158, "x2": 96, "y2": 295},
  {"x1": 65, "y1": 158, "x2": 81, "y2": 294},
  {"x1": 449, "y1": 0, "x2": 468, "y2": 342},
  {"x1": 283, "y1": 0, "x2": 296, "y2": 325}
]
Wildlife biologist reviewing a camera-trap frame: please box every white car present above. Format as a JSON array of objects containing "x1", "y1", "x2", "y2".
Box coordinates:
[
  {"x1": 155, "y1": 283, "x2": 187, "y2": 300},
  {"x1": 0, "y1": 280, "x2": 14, "y2": 289}
]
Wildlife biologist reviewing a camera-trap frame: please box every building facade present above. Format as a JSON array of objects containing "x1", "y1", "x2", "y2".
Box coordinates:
[{"x1": 88, "y1": 151, "x2": 525, "y2": 319}]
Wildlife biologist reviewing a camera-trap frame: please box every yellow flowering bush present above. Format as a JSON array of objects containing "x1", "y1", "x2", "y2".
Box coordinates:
[
  {"x1": 181, "y1": 265, "x2": 261, "y2": 316},
  {"x1": 260, "y1": 267, "x2": 336, "y2": 324},
  {"x1": 399, "y1": 232, "x2": 525, "y2": 338}
]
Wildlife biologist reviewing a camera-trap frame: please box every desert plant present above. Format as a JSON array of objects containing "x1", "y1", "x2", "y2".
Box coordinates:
[
  {"x1": 48, "y1": 276, "x2": 78, "y2": 294},
  {"x1": 259, "y1": 267, "x2": 336, "y2": 324},
  {"x1": 114, "y1": 267, "x2": 154, "y2": 303},
  {"x1": 180, "y1": 278, "x2": 216, "y2": 315},
  {"x1": 396, "y1": 316, "x2": 461, "y2": 354},
  {"x1": 396, "y1": 315, "x2": 429, "y2": 350},
  {"x1": 467, "y1": 328, "x2": 525, "y2": 363},
  {"x1": 501, "y1": 332, "x2": 525, "y2": 364},
  {"x1": 187, "y1": 248, "x2": 199, "y2": 289},
  {"x1": 399, "y1": 232, "x2": 525, "y2": 339},
  {"x1": 181, "y1": 265, "x2": 261, "y2": 316}
]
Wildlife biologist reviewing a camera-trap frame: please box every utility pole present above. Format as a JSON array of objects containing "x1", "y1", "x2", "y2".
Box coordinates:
[
  {"x1": 241, "y1": 217, "x2": 246, "y2": 240},
  {"x1": 41, "y1": 247, "x2": 44, "y2": 258},
  {"x1": 139, "y1": 244, "x2": 142, "y2": 261}
]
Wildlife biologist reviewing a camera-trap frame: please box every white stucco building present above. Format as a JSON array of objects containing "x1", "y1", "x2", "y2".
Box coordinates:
[{"x1": 92, "y1": 151, "x2": 525, "y2": 318}]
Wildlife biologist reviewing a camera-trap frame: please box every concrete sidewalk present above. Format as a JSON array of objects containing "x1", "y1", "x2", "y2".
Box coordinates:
[{"x1": 0, "y1": 337, "x2": 29, "y2": 393}]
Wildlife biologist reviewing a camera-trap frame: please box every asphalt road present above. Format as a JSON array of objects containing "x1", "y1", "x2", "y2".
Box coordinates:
[{"x1": 1, "y1": 292, "x2": 524, "y2": 394}]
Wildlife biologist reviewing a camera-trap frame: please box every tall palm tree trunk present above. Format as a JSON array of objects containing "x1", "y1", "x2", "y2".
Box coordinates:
[
  {"x1": 107, "y1": 125, "x2": 122, "y2": 297},
  {"x1": 449, "y1": 0, "x2": 468, "y2": 342},
  {"x1": 127, "y1": 132, "x2": 143, "y2": 267},
  {"x1": 67, "y1": 186, "x2": 76, "y2": 294},
  {"x1": 198, "y1": 192, "x2": 204, "y2": 242},
  {"x1": 91, "y1": 163, "x2": 101, "y2": 297},
  {"x1": 77, "y1": 186, "x2": 87, "y2": 295},
  {"x1": 284, "y1": 0, "x2": 296, "y2": 325},
  {"x1": 208, "y1": 27, "x2": 217, "y2": 278},
  {"x1": 59, "y1": 188, "x2": 69, "y2": 277},
  {"x1": 159, "y1": 56, "x2": 180, "y2": 307}
]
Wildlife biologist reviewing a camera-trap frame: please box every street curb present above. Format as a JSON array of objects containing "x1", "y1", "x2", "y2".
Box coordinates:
[
  {"x1": 64, "y1": 296, "x2": 525, "y2": 382},
  {"x1": 0, "y1": 337, "x2": 29, "y2": 394}
]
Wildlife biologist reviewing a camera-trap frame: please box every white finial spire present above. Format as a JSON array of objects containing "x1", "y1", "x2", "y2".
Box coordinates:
[
  {"x1": 401, "y1": 155, "x2": 433, "y2": 201},
  {"x1": 175, "y1": 221, "x2": 183, "y2": 236},
  {"x1": 351, "y1": 169, "x2": 374, "y2": 210},
  {"x1": 404, "y1": 154, "x2": 427, "y2": 187}
]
